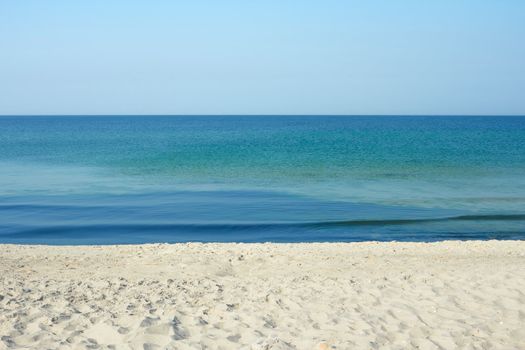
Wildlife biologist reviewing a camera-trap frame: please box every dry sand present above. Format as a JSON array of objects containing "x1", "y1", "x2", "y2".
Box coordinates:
[{"x1": 1, "y1": 241, "x2": 524, "y2": 349}]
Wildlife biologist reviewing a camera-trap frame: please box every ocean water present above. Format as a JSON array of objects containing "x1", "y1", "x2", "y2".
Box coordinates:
[{"x1": 1, "y1": 115, "x2": 524, "y2": 244}]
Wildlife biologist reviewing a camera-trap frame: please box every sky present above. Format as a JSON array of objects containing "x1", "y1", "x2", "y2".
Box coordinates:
[{"x1": 0, "y1": 1, "x2": 524, "y2": 115}]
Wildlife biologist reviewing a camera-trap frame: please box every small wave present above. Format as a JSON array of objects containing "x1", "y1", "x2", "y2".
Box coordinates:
[
  {"x1": 3, "y1": 214, "x2": 524, "y2": 237},
  {"x1": 314, "y1": 214, "x2": 525, "y2": 227}
]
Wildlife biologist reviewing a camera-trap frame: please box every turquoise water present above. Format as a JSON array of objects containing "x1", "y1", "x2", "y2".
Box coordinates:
[{"x1": 1, "y1": 116, "x2": 524, "y2": 244}]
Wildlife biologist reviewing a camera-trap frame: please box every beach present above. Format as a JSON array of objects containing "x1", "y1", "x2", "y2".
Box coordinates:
[{"x1": 1, "y1": 241, "x2": 524, "y2": 349}]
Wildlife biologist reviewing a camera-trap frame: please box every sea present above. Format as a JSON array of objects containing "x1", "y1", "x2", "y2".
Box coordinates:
[{"x1": 1, "y1": 115, "x2": 524, "y2": 244}]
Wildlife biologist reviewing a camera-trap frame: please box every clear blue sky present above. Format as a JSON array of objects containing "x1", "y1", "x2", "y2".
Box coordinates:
[{"x1": 0, "y1": 1, "x2": 524, "y2": 115}]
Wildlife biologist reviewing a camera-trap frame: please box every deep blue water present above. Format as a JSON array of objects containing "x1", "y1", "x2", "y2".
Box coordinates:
[{"x1": 0, "y1": 115, "x2": 524, "y2": 244}]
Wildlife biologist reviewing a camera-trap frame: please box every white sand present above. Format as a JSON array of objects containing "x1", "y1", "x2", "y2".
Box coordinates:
[{"x1": 1, "y1": 241, "x2": 524, "y2": 349}]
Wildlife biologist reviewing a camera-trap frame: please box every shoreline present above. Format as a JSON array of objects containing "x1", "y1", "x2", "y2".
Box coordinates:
[{"x1": 2, "y1": 240, "x2": 525, "y2": 349}]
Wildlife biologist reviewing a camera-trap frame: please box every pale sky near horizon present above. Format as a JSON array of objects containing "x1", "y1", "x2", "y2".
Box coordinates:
[{"x1": 0, "y1": 1, "x2": 524, "y2": 115}]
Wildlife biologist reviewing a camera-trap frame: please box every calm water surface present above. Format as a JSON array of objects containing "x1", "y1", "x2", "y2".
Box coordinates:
[{"x1": 1, "y1": 116, "x2": 524, "y2": 244}]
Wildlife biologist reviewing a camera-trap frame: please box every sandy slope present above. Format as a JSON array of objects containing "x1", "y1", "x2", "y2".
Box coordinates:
[{"x1": 1, "y1": 241, "x2": 524, "y2": 349}]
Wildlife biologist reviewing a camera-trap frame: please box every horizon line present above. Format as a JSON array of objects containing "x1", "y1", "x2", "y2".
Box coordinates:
[{"x1": 1, "y1": 114, "x2": 525, "y2": 117}]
